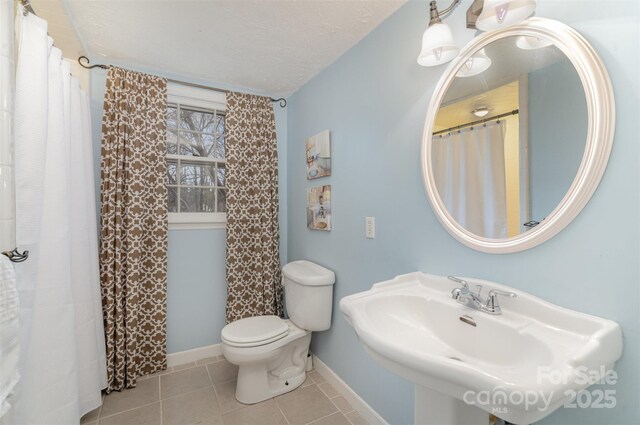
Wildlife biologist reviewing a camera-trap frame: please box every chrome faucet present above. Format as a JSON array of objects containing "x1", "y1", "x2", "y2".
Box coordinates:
[{"x1": 448, "y1": 276, "x2": 516, "y2": 315}]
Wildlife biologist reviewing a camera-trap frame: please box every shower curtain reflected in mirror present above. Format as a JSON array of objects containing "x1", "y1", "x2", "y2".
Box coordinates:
[
  {"x1": 432, "y1": 121, "x2": 508, "y2": 239},
  {"x1": 12, "y1": 8, "x2": 106, "y2": 424}
]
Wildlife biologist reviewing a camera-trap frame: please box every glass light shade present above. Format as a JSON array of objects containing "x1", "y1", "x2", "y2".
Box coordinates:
[
  {"x1": 476, "y1": 0, "x2": 536, "y2": 31},
  {"x1": 456, "y1": 49, "x2": 492, "y2": 77},
  {"x1": 516, "y1": 35, "x2": 552, "y2": 50},
  {"x1": 472, "y1": 107, "x2": 490, "y2": 117},
  {"x1": 417, "y1": 22, "x2": 460, "y2": 66}
]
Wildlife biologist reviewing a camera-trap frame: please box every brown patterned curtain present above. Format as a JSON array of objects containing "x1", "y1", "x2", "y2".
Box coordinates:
[
  {"x1": 99, "y1": 67, "x2": 168, "y2": 392},
  {"x1": 225, "y1": 92, "x2": 281, "y2": 323}
]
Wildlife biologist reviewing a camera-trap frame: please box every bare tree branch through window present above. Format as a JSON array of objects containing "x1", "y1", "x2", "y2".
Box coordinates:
[{"x1": 167, "y1": 104, "x2": 226, "y2": 214}]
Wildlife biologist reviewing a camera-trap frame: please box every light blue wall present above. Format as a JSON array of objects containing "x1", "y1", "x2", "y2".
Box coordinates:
[
  {"x1": 89, "y1": 66, "x2": 288, "y2": 354},
  {"x1": 529, "y1": 59, "x2": 588, "y2": 222},
  {"x1": 287, "y1": 1, "x2": 639, "y2": 424}
]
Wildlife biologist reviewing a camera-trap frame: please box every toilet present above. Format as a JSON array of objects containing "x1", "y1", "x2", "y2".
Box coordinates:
[{"x1": 221, "y1": 260, "x2": 335, "y2": 404}]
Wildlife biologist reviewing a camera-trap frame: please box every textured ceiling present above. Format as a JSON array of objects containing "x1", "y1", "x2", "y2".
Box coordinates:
[
  {"x1": 30, "y1": 0, "x2": 85, "y2": 59},
  {"x1": 61, "y1": 0, "x2": 406, "y2": 97}
]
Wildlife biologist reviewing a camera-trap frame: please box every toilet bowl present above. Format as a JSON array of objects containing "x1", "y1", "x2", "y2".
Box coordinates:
[
  {"x1": 221, "y1": 261, "x2": 335, "y2": 404},
  {"x1": 222, "y1": 317, "x2": 311, "y2": 403}
]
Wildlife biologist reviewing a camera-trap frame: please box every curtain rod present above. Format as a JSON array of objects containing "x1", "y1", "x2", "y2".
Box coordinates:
[
  {"x1": 433, "y1": 109, "x2": 519, "y2": 136},
  {"x1": 78, "y1": 56, "x2": 287, "y2": 107}
]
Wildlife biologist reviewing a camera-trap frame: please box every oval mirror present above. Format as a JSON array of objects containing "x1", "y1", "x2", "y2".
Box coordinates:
[{"x1": 421, "y1": 18, "x2": 615, "y2": 253}]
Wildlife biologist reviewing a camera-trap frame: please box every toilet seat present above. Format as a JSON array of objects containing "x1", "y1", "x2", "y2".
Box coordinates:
[{"x1": 222, "y1": 315, "x2": 289, "y2": 348}]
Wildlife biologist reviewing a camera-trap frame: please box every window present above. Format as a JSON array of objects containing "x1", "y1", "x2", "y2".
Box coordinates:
[{"x1": 166, "y1": 84, "x2": 227, "y2": 229}]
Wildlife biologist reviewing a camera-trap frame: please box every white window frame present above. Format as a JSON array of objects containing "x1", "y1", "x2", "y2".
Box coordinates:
[{"x1": 167, "y1": 83, "x2": 227, "y2": 230}]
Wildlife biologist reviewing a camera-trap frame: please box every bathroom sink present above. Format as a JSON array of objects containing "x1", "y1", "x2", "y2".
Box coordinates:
[{"x1": 340, "y1": 273, "x2": 622, "y2": 424}]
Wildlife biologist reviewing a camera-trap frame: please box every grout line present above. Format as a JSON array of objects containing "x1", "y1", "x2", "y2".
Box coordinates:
[
  {"x1": 306, "y1": 410, "x2": 340, "y2": 425},
  {"x1": 205, "y1": 363, "x2": 215, "y2": 387},
  {"x1": 216, "y1": 376, "x2": 237, "y2": 386},
  {"x1": 329, "y1": 394, "x2": 355, "y2": 415},
  {"x1": 139, "y1": 358, "x2": 224, "y2": 382},
  {"x1": 274, "y1": 397, "x2": 291, "y2": 425},
  {"x1": 101, "y1": 381, "x2": 218, "y2": 422},
  {"x1": 161, "y1": 383, "x2": 215, "y2": 402},
  {"x1": 98, "y1": 400, "x2": 160, "y2": 420},
  {"x1": 209, "y1": 370, "x2": 224, "y2": 416},
  {"x1": 345, "y1": 412, "x2": 357, "y2": 425}
]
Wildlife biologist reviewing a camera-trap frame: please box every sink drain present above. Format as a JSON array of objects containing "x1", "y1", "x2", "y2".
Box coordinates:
[{"x1": 448, "y1": 356, "x2": 464, "y2": 362}]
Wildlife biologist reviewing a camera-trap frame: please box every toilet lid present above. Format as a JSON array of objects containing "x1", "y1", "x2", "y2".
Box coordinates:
[{"x1": 222, "y1": 315, "x2": 289, "y2": 346}]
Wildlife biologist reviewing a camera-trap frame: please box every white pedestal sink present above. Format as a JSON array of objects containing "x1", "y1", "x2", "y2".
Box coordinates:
[{"x1": 340, "y1": 273, "x2": 622, "y2": 425}]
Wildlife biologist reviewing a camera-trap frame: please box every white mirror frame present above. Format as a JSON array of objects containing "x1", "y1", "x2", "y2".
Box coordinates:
[{"x1": 421, "y1": 17, "x2": 615, "y2": 254}]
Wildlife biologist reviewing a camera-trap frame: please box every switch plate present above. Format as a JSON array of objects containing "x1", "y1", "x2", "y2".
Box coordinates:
[{"x1": 366, "y1": 217, "x2": 375, "y2": 239}]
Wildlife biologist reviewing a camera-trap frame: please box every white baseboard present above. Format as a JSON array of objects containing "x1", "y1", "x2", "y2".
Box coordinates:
[
  {"x1": 312, "y1": 354, "x2": 389, "y2": 425},
  {"x1": 167, "y1": 343, "x2": 222, "y2": 368}
]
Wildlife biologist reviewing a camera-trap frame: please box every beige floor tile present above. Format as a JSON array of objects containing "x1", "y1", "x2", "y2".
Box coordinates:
[
  {"x1": 222, "y1": 399, "x2": 288, "y2": 425},
  {"x1": 309, "y1": 412, "x2": 352, "y2": 425},
  {"x1": 99, "y1": 402, "x2": 161, "y2": 425},
  {"x1": 207, "y1": 360, "x2": 239, "y2": 384},
  {"x1": 162, "y1": 387, "x2": 222, "y2": 425},
  {"x1": 318, "y1": 382, "x2": 338, "y2": 398},
  {"x1": 213, "y1": 380, "x2": 246, "y2": 413},
  {"x1": 276, "y1": 384, "x2": 337, "y2": 425},
  {"x1": 274, "y1": 380, "x2": 310, "y2": 399},
  {"x1": 307, "y1": 371, "x2": 326, "y2": 384},
  {"x1": 331, "y1": 396, "x2": 354, "y2": 414},
  {"x1": 80, "y1": 405, "x2": 100, "y2": 424},
  {"x1": 139, "y1": 367, "x2": 171, "y2": 380},
  {"x1": 346, "y1": 411, "x2": 369, "y2": 425},
  {"x1": 197, "y1": 356, "x2": 222, "y2": 365},
  {"x1": 300, "y1": 376, "x2": 313, "y2": 388},
  {"x1": 173, "y1": 362, "x2": 196, "y2": 372},
  {"x1": 161, "y1": 366, "x2": 212, "y2": 399},
  {"x1": 82, "y1": 422, "x2": 97, "y2": 425},
  {"x1": 100, "y1": 377, "x2": 160, "y2": 418}
]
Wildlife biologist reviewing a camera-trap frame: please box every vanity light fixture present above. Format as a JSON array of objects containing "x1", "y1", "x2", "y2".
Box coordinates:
[
  {"x1": 418, "y1": 0, "x2": 537, "y2": 67},
  {"x1": 476, "y1": 0, "x2": 537, "y2": 31},
  {"x1": 515, "y1": 35, "x2": 552, "y2": 50},
  {"x1": 472, "y1": 107, "x2": 490, "y2": 117},
  {"x1": 456, "y1": 48, "x2": 492, "y2": 77},
  {"x1": 417, "y1": 1, "x2": 462, "y2": 66}
]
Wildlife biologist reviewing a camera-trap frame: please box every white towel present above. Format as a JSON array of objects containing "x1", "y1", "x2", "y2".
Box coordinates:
[{"x1": 0, "y1": 255, "x2": 19, "y2": 418}]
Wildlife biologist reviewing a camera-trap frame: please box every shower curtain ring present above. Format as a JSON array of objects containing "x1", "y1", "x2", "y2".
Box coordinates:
[{"x1": 2, "y1": 248, "x2": 29, "y2": 263}]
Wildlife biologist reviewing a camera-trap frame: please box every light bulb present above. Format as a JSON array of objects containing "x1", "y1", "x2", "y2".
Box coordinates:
[
  {"x1": 456, "y1": 49, "x2": 492, "y2": 78},
  {"x1": 495, "y1": 4, "x2": 509, "y2": 23},
  {"x1": 433, "y1": 47, "x2": 443, "y2": 61},
  {"x1": 476, "y1": 0, "x2": 537, "y2": 31}
]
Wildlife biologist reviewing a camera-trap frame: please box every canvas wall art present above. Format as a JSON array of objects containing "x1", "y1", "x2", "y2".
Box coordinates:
[
  {"x1": 307, "y1": 185, "x2": 331, "y2": 231},
  {"x1": 306, "y1": 130, "x2": 331, "y2": 179}
]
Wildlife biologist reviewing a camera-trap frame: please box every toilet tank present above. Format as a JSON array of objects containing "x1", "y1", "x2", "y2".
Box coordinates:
[{"x1": 283, "y1": 260, "x2": 335, "y2": 331}]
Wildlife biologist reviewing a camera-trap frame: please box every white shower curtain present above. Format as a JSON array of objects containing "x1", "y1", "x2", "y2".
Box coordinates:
[
  {"x1": 13, "y1": 8, "x2": 107, "y2": 424},
  {"x1": 432, "y1": 121, "x2": 508, "y2": 239}
]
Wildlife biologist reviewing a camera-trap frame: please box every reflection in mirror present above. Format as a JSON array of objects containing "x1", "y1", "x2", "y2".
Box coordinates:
[{"x1": 431, "y1": 35, "x2": 587, "y2": 239}]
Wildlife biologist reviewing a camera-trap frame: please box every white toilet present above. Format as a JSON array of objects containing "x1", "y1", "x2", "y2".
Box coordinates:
[{"x1": 221, "y1": 260, "x2": 335, "y2": 404}]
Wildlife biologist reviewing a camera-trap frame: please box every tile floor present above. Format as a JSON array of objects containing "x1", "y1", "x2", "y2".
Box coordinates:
[{"x1": 81, "y1": 356, "x2": 369, "y2": 425}]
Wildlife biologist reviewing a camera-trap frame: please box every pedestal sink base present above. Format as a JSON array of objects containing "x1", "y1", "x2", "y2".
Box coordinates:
[{"x1": 416, "y1": 385, "x2": 490, "y2": 425}]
